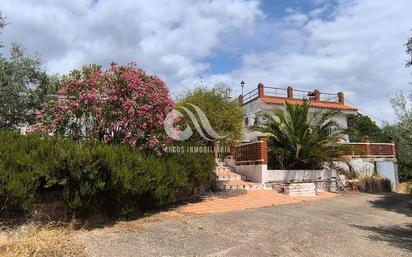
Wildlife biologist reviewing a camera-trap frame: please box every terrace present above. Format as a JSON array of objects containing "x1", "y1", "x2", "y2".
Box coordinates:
[{"x1": 239, "y1": 83, "x2": 357, "y2": 111}]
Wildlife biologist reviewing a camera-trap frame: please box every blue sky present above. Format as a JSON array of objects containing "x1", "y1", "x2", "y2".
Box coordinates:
[
  {"x1": 206, "y1": 0, "x2": 326, "y2": 73},
  {"x1": 0, "y1": 0, "x2": 412, "y2": 123}
]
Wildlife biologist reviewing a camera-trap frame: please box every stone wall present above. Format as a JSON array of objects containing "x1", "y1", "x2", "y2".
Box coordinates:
[
  {"x1": 334, "y1": 157, "x2": 399, "y2": 191},
  {"x1": 282, "y1": 182, "x2": 316, "y2": 196}
]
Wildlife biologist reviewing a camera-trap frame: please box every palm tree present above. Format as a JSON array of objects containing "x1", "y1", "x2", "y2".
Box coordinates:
[{"x1": 252, "y1": 100, "x2": 345, "y2": 170}]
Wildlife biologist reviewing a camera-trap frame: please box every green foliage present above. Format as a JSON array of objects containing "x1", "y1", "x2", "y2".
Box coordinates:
[
  {"x1": 252, "y1": 101, "x2": 346, "y2": 170},
  {"x1": 346, "y1": 113, "x2": 385, "y2": 142},
  {"x1": 0, "y1": 13, "x2": 5, "y2": 48},
  {"x1": 0, "y1": 15, "x2": 58, "y2": 130},
  {"x1": 0, "y1": 132, "x2": 215, "y2": 218},
  {"x1": 406, "y1": 182, "x2": 412, "y2": 195},
  {"x1": 0, "y1": 131, "x2": 62, "y2": 213},
  {"x1": 177, "y1": 84, "x2": 243, "y2": 145},
  {"x1": 407, "y1": 34, "x2": 412, "y2": 67},
  {"x1": 385, "y1": 35, "x2": 412, "y2": 182},
  {"x1": 383, "y1": 92, "x2": 412, "y2": 182}
]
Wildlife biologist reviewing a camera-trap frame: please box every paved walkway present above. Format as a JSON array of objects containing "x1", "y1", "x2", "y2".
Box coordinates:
[
  {"x1": 181, "y1": 190, "x2": 337, "y2": 214},
  {"x1": 78, "y1": 193, "x2": 412, "y2": 257}
]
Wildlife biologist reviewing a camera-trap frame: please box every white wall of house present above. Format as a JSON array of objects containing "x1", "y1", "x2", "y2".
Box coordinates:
[
  {"x1": 376, "y1": 161, "x2": 399, "y2": 191},
  {"x1": 241, "y1": 99, "x2": 354, "y2": 142}
]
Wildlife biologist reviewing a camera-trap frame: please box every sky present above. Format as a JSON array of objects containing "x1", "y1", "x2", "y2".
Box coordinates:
[{"x1": 1, "y1": 0, "x2": 411, "y2": 124}]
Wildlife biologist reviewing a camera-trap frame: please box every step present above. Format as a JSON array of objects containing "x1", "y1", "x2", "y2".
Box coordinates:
[
  {"x1": 215, "y1": 166, "x2": 246, "y2": 181},
  {"x1": 216, "y1": 180, "x2": 266, "y2": 191}
]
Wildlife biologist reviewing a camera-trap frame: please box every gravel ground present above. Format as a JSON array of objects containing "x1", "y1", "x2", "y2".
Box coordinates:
[{"x1": 78, "y1": 193, "x2": 412, "y2": 257}]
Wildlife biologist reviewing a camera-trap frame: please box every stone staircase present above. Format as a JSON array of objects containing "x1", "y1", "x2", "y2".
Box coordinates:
[{"x1": 215, "y1": 165, "x2": 265, "y2": 190}]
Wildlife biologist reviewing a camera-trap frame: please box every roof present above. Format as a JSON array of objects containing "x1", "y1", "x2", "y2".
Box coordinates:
[{"x1": 258, "y1": 96, "x2": 358, "y2": 111}]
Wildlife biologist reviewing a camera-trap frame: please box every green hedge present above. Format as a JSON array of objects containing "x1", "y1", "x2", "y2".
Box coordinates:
[{"x1": 0, "y1": 132, "x2": 215, "y2": 218}]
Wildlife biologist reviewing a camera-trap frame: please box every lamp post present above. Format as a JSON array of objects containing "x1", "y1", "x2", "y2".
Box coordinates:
[{"x1": 240, "y1": 80, "x2": 245, "y2": 95}]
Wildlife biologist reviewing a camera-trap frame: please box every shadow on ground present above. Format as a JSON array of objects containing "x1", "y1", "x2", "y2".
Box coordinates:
[
  {"x1": 351, "y1": 193, "x2": 412, "y2": 252},
  {"x1": 71, "y1": 190, "x2": 245, "y2": 231},
  {"x1": 354, "y1": 223, "x2": 412, "y2": 252},
  {"x1": 368, "y1": 193, "x2": 411, "y2": 217}
]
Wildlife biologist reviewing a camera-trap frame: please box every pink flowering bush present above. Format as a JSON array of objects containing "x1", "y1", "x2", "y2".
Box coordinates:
[{"x1": 36, "y1": 63, "x2": 175, "y2": 154}]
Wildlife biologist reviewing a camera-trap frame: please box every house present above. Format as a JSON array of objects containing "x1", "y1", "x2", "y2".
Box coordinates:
[
  {"x1": 222, "y1": 83, "x2": 399, "y2": 191},
  {"x1": 239, "y1": 83, "x2": 358, "y2": 142}
]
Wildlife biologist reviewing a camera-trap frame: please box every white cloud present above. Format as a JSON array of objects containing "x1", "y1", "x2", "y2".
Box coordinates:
[
  {"x1": 215, "y1": 0, "x2": 412, "y2": 123},
  {"x1": 1, "y1": 0, "x2": 411, "y2": 123},
  {"x1": 0, "y1": 0, "x2": 262, "y2": 93}
]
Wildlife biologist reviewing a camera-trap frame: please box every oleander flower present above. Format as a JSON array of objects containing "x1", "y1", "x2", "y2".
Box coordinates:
[{"x1": 34, "y1": 63, "x2": 175, "y2": 154}]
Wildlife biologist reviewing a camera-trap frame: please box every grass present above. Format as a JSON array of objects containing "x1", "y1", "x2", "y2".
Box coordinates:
[
  {"x1": 398, "y1": 182, "x2": 408, "y2": 193},
  {"x1": 0, "y1": 223, "x2": 85, "y2": 257}
]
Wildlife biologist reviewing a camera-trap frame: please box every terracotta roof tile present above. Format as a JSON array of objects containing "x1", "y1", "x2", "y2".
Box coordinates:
[{"x1": 258, "y1": 96, "x2": 358, "y2": 111}]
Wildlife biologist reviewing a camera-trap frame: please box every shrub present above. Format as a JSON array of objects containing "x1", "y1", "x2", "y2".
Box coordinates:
[
  {"x1": 0, "y1": 132, "x2": 215, "y2": 218},
  {"x1": 357, "y1": 176, "x2": 392, "y2": 193},
  {"x1": 177, "y1": 84, "x2": 243, "y2": 145},
  {"x1": 0, "y1": 131, "x2": 66, "y2": 214},
  {"x1": 34, "y1": 63, "x2": 175, "y2": 155},
  {"x1": 406, "y1": 182, "x2": 412, "y2": 195}
]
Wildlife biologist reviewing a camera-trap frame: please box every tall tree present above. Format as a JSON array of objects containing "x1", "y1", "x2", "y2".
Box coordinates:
[
  {"x1": 0, "y1": 13, "x2": 5, "y2": 48},
  {"x1": 177, "y1": 84, "x2": 243, "y2": 146},
  {"x1": 382, "y1": 35, "x2": 412, "y2": 182},
  {"x1": 407, "y1": 34, "x2": 412, "y2": 67},
  {"x1": 0, "y1": 13, "x2": 56, "y2": 130},
  {"x1": 383, "y1": 93, "x2": 412, "y2": 181},
  {"x1": 346, "y1": 113, "x2": 385, "y2": 142}
]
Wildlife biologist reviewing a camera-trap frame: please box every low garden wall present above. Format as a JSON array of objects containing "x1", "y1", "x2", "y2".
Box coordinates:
[
  {"x1": 226, "y1": 159, "x2": 338, "y2": 190},
  {"x1": 264, "y1": 169, "x2": 337, "y2": 182},
  {"x1": 334, "y1": 157, "x2": 399, "y2": 191},
  {"x1": 226, "y1": 161, "x2": 337, "y2": 183}
]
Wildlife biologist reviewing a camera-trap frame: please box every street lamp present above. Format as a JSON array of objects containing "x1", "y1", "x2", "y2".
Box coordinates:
[{"x1": 240, "y1": 81, "x2": 245, "y2": 95}]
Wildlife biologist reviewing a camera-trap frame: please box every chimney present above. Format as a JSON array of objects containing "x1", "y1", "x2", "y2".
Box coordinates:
[
  {"x1": 238, "y1": 95, "x2": 244, "y2": 106},
  {"x1": 314, "y1": 89, "x2": 320, "y2": 101},
  {"x1": 338, "y1": 92, "x2": 344, "y2": 104},
  {"x1": 287, "y1": 86, "x2": 293, "y2": 99},
  {"x1": 257, "y1": 83, "x2": 264, "y2": 98}
]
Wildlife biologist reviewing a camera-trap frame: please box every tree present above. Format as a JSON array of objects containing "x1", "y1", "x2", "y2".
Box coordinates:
[
  {"x1": 36, "y1": 63, "x2": 175, "y2": 155},
  {"x1": 382, "y1": 93, "x2": 412, "y2": 181},
  {"x1": 407, "y1": 34, "x2": 412, "y2": 67},
  {"x1": 346, "y1": 113, "x2": 385, "y2": 142},
  {"x1": 381, "y1": 33, "x2": 412, "y2": 182},
  {"x1": 0, "y1": 13, "x2": 5, "y2": 48},
  {"x1": 177, "y1": 84, "x2": 243, "y2": 145},
  {"x1": 0, "y1": 13, "x2": 57, "y2": 130},
  {"x1": 252, "y1": 101, "x2": 345, "y2": 169}
]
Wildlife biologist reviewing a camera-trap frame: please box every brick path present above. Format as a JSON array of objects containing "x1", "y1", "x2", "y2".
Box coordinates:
[{"x1": 181, "y1": 190, "x2": 337, "y2": 214}]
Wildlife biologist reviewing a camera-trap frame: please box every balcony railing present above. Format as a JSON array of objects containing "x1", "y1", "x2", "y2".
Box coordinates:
[
  {"x1": 340, "y1": 142, "x2": 396, "y2": 158},
  {"x1": 239, "y1": 83, "x2": 344, "y2": 105},
  {"x1": 242, "y1": 88, "x2": 259, "y2": 103}
]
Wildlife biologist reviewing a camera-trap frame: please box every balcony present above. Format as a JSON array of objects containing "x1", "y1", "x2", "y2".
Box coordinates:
[
  {"x1": 239, "y1": 83, "x2": 357, "y2": 111},
  {"x1": 340, "y1": 142, "x2": 396, "y2": 159}
]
